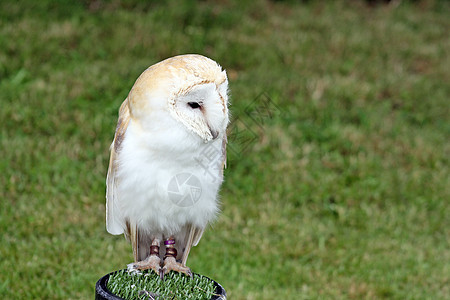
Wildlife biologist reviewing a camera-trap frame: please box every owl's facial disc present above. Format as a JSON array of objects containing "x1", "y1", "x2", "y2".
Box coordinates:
[{"x1": 171, "y1": 82, "x2": 228, "y2": 142}]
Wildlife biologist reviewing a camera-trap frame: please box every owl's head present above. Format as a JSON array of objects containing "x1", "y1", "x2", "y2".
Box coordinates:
[{"x1": 127, "y1": 54, "x2": 229, "y2": 142}]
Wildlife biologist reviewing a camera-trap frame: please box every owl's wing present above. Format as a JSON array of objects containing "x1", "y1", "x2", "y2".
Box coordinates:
[
  {"x1": 179, "y1": 224, "x2": 205, "y2": 266},
  {"x1": 106, "y1": 98, "x2": 131, "y2": 235}
]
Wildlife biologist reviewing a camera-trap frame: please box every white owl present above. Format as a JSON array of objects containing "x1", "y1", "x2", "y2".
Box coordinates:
[{"x1": 106, "y1": 54, "x2": 229, "y2": 278}]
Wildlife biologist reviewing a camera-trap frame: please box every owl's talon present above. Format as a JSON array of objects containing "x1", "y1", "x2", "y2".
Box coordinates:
[
  {"x1": 159, "y1": 268, "x2": 165, "y2": 280},
  {"x1": 161, "y1": 256, "x2": 193, "y2": 279},
  {"x1": 129, "y1": 255, "x2": 162, "y2": 276}
]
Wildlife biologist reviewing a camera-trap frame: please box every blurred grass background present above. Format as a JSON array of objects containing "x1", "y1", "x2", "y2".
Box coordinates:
[{"x1": 0, "y1": 0, "x2": 449, "y2": 299}]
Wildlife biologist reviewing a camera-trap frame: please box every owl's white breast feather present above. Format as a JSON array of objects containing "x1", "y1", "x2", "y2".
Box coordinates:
[{"x1": 115, "y1": 116, "x2": 223, "y2": 236}]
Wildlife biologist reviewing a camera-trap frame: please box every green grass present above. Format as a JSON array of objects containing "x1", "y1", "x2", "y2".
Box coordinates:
[
  {"x1": 107, "y1": 270, "x2": 217, "y2": 300},
  {"x1": 0, "y1": 0, "x2": 449, "y2": 299}
]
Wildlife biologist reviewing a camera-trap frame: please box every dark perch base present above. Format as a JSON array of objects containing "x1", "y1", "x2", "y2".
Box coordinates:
[{"x1": 95, "y1": 270, "x2": 227, "y2": 300}]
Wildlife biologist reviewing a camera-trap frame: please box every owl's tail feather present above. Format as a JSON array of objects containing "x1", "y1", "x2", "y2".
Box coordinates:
[
  {"x1": 181, "y1": 224, "x2": 204, "y2": 266},
  {"x1": 125, "y1": 219, "x2": 150, "y2": 262}
]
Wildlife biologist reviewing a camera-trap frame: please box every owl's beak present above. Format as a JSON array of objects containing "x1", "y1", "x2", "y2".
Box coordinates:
[{"x1": 209, "y1": 127, "x2": 219, "y2": 140}]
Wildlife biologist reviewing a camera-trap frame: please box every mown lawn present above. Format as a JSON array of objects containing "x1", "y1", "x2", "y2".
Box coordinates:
[{"x1": 0, "y1": 0, "x2": 448, "y2": 299}]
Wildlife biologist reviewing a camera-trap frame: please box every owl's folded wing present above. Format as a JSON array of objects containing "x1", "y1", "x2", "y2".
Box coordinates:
[
  {"x1": 106, "y1": 98, "x2": 131, "y2": 235},
  {"x1": 180, "y1": 225, "x2": 205, "y2": 266}
]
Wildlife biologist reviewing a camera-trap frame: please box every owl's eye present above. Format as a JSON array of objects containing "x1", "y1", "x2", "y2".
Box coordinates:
[{"x1": 187, "y1": 102, "x2": 201, "y2": 109}]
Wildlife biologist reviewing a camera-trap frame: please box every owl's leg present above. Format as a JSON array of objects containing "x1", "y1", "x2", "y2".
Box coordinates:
[
  {"x1": 160, "y1": 237, "x2": 193, "y2": 280},
  {"x1": 128, "y1": 238, "x2": 161, "y2": 275}
]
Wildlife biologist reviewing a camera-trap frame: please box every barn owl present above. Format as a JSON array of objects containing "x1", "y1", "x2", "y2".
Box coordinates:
[{"x1": 106, "y1": 54, "x2": 229, "y2": 278}]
